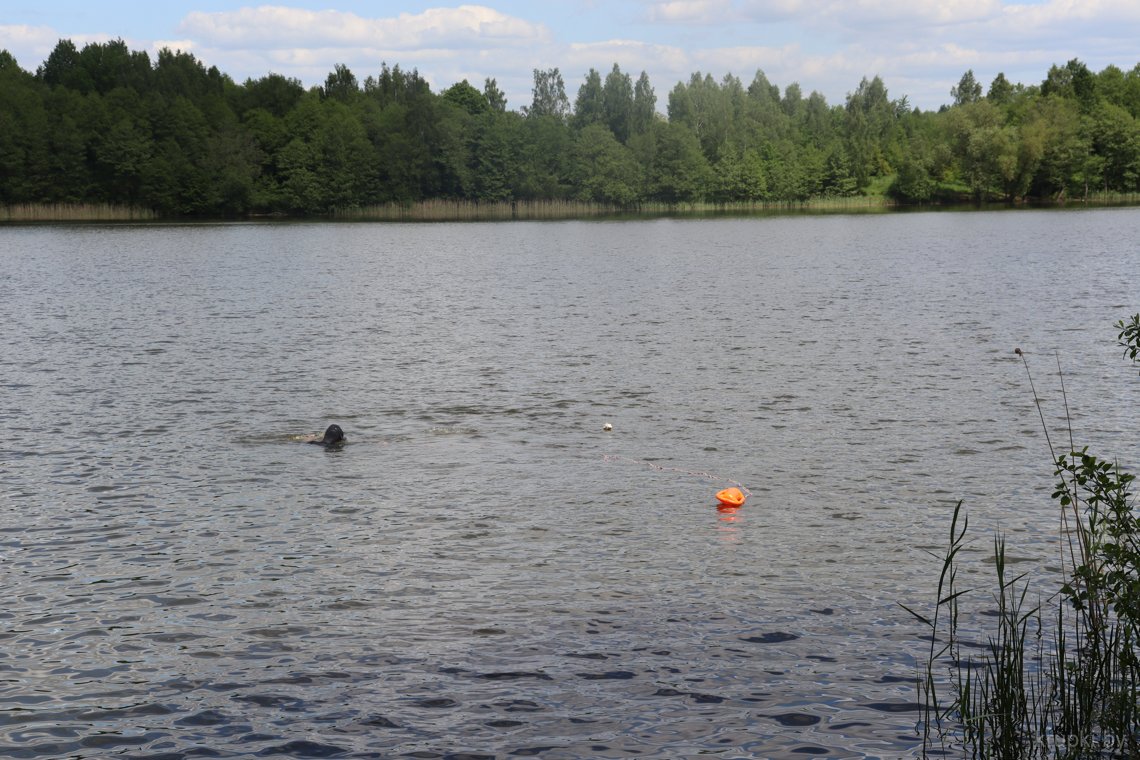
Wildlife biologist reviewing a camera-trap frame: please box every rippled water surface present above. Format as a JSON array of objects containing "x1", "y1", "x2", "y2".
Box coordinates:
[{"x1": 2, "y1": 210, "x2": 1139, "y2": 758}]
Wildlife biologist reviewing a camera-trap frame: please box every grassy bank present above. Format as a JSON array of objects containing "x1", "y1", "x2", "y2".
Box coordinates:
[{"x1": 1, "y1": 203, "x2": 158, "y2": 222}]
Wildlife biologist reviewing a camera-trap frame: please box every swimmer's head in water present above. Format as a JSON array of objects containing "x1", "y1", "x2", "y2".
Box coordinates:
[{"x1": 318, "y1": 424, "x2": 345, "y2": 446}]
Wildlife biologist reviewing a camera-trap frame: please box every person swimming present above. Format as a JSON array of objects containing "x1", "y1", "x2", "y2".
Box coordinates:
[{"x1": 306, "y1": 424, "x2": 345, "y2": 447}]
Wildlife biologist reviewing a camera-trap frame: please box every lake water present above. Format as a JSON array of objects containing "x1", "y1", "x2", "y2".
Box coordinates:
[{"x1": 2, "y1": 209, "x2": 1138, "y2": 759}]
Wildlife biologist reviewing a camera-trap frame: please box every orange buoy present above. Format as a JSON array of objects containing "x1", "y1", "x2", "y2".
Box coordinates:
[{"x1": 715, "y1": 487, "x2": 746, "y2": 508}]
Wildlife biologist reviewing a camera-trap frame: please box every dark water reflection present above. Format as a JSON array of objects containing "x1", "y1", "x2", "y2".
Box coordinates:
[{"x1": 2, "y1": 210, "x2": 1138, "y2": 758}]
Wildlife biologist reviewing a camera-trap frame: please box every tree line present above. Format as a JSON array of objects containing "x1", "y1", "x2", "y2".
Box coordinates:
[{"x1": 2, "y1": 39, "x2": 1139, "y2": 216}]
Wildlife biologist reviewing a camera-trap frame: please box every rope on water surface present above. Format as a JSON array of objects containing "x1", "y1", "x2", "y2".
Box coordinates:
[{"x1": 602, "y1": 454, "x2": 752, "y2": 497}]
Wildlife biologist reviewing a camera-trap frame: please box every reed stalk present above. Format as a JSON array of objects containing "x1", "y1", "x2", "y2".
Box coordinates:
[{"x1": 899, "y1": 500, "x2": 971, "y2": 754}]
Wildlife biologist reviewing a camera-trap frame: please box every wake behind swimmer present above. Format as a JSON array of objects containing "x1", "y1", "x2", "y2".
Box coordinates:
[{"x1": 306, "y1": 424, "x2": 345, "y2": 448}]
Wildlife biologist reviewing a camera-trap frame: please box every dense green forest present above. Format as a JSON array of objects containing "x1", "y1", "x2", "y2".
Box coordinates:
[{"x1": 2, "y1": 39, "x2": 1139, "y2": 216}]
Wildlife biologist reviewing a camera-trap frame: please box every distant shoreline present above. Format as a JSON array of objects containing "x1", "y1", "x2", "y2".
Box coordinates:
[{"x1": 5, "y1": 195, "x2": 1140, "y2": 224}]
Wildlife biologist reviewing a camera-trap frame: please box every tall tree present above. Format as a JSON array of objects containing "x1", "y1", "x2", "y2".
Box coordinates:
[
  {"x1": 1025, "y1": 95, "x2": 1086, "y2": 198},
  {"x1": 525, "y1": 68, "x2": 569, "y2": 120},
  {"x1": 37, "y1": 39, "x2": 89, "y2": 92},
  {"x1": 442, "y1": 79, "x2": 488, "y2": 115},
  {"x1": 844, "y1": 75, "x2": 898, "y2": 187},
  {"x1": 364, "y1": 63, "x2": 430, "y2": 108},
  {"x1": 802, "y1": 90, "x2": 834, "y2": 146},
  {"x1": 483, "y1": 77, "x2": 507, "y2": 112},
  {"x1": 323, "y1": 64, "x2": 359, "y2": 103},
  {"x1": 1090, "y1": 102, "x2": 1140, "y2": 192},
  {"x1": 74, "y1": 39, "x2": 151, "y2": 95},
  {"x1": 517, "y1": 113, "x2": 573, "y2": 198},
  {"x1": 668, "y1": 72, "x2": 740, "y2": 161},
  {"x1": 951, "y1": 70, "x2": 982, "y2": 106},
  {"x1": 153, "y1": 48, "x2": 228, "y2": 108},
  {"x1": 1, "y1": 54, "x2": 52, "y2": 201},
  {"x1": 987, "y1": 72, "x2": 1014, "y2": 105},
  {"x1": 643, "y1": 120, "x2": 712, "y2": 203},
  {"x1": 91, "y1": 96, "x2": 152, "y2": 204},
  {"x1": 1122, "y1": 64, "x2": 1140, "y2": 119},
  {"x1": 1041, "y1": 59, "x2": 1096, "y2": 112},
  {"x1": 467, "y1": 111, "x2": 519, "y2": 200},
  {"x1": 573, "y1": 68, "x2": 604, "y2": 129},
  {"x1": 632, "y1": 71, "x2": 656, "y2": 135},
  {"x1": 573, "y1": 123, "x2": 640, "y2": 204},
  {"x1": 602, "y1": 63, "x2": 633, "y2": 142},
  {"x1": 782, "y1": 82, "x2": 804, "y2": 120},
  {"x1": 236, "y1": 73, "x2": 304, "y2": 118},
  {"x1": 747, "y1": 69, "x2": 780, "y2": 104},
  {"x1": 710, "y1": 146, "x2": 766, "y2": 202}
]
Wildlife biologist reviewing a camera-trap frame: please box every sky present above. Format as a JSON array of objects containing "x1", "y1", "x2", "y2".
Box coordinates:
[{"x1": 2, "y1": 1, "x2": 1139, "y2": 112}]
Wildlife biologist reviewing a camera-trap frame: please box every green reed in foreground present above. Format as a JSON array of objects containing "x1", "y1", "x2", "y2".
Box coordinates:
[{"x1": 904, "y1": 316, "x2": 1140, "y2": 759}]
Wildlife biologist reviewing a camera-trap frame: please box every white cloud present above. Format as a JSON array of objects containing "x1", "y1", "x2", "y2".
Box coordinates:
[
  {"x1": 695, "y1": 44, "x2": 801, "y2": 74},
  {"x1": 0, "y1": 24, "x2": 57, "y2": 49},
  {"x1": 558, "y1": 39, "x2": 703, "y2": 100},
  {"x1": 151, "y1": 39, "x2": 197, "y2": 56},
  {"x1": 178, "y1": 5, "x2": 550, "y2": 50},
  {"x1": 693, "y1": 0, "x2": 807, "y2": 23},
  {"x1": 1007, "y1": 0, "x2": 1140, "y2": 26},
  {"x1": 824, "y1": 0, "x2": 1002, "y2": 26},
  {"x1": 645, "y1": 0, "x2": 736, "y2": 24},
  {"x1": 0, "y1": 24, "x2": 70, "y2": 67},
  {"x1": 815, "y1": 0, "x2": 1137, "y2": 44}
]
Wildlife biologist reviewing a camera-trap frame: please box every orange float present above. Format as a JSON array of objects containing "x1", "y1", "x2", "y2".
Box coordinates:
[{"x1": 715, "y1": 487, "x2": 746, "y2": 508}]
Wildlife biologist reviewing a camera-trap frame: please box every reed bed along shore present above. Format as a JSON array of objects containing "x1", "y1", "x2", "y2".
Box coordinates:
[
  {"x1": 7, "y1": 194, "x2": 1137, "y2": 225},
  {"x1": 336, "y1": 199, "x2": 626, "y2": 221},
  {"x1": 333, "y1": 196, "x2": 898, "y2": 222},
  {"x1": 1, "y1": 203, "x2": 158, "y2": 222},
  {"x1": 1079, "y1": 191, "x2": 1140, "y2": 205}
]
